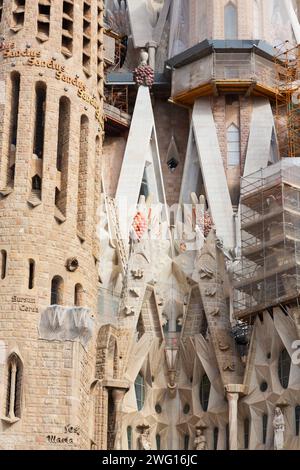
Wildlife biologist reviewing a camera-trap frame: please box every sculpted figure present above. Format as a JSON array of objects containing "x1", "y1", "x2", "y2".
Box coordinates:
[
  {"x1": 273, "y1": 407, "x2": 285, "y2": 450},
  {"x1": 139, "y1": 428, "x2": 152, "y2": 450},
  {"x1": 194, "y1": 428, "x2": 207, "y2": 451}
]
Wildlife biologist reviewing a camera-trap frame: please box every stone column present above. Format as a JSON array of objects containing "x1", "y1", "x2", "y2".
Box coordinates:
[
  {"x1": 227, "y1": 391, "x2": 239, "y2": 450},
  {"x1": 147, "y1": 41, "x2": 157, "y2": 69},
  {"x1": 225, "y1": 384, "x2": 247, "y2": 451},
  {"x1": 111, "y1": 387, "x2": 128, "y2": 450}
]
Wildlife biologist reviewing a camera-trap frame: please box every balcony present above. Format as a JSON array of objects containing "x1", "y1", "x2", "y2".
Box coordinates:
[{"x1": 166, "y1": 40, "x2": 280, "y2": 106}]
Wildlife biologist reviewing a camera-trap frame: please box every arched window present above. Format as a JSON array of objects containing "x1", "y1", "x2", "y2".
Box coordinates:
[
  {"x1": 244, "y1": 417, "x2": 250, "y2": 449},
  {"x1": 253, "y1": 0, "x2": 262, "y2": 38},
  {"x1": 74, "y1": 283, "x2": 84, "y2": 307},
  {"x1": 56, "y1": 96, "x2": 71, "y2": 218},
  {"x1": 6, "y1": 354, "x2": 23, "y2": 420},
  {"x1": 224, "y1": 2, "x2": 238, "y2": 39},
  {"x1": 295, "y1": 406, "x2": 300, "y2": 436},
  {"x1": 199, "y1": 374, "x2": 211, "y2": 411},
  {"x1": 1, "y1": 250, "x2": 7, "y2": 279},
  {"x1": 51, "y1": 275, "x2": 64, "y2": 305},
  {"x1": 227, "y1": 123, "x2": 240, "y2": 166},
  {"x1": 33, "y1": 82, "x2": 46, "y2": 159},
  {"x1": 278, "y1": 349, "x2": 291, "y2": 389},
  {"x1": 262, "y1": 414, "x2": 268, "y2": 444},
  {"x1": 32, "y1": 175, "x2": 42, "y2": 191},
  {"x1": 5, "y1": 72, "x2": 20, "y2": 188},
  {"x1": 156, "y1": 434, "x2": 161, "y2": 450},
  {"x1": 184, "y1": 434, "x2": 189, "y2": 450},
  {"x1": 135, "y1": 372, "x2": 145, "y2": 411},
  {"x1": 127, "y1": 426, "x2": 132, "y2": 450},
  {"x1": 77, "y1": 115, "x2": 89, "y2": 239},
  {"x1": 28, "y1": 259, "x2": 35, "y2": 290},
  {"x1": 213, "y1": 427, "x2": 219, "y2": 450}
]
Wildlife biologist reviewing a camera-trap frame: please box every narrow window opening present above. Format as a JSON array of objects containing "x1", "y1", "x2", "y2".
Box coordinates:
[
  {"x1": 51, "y1": 275, "x2": 64, "y2": 305},
  {"x1": 62, "y1": 1, "x2": 74, "y2": 57},
  {"x1": 33, "y1": 82, "x2": 46, "y2": 159},
  {"x1": 0, "y1": 1, "x2": 3, "y2": 23},
  {"x1": 11, "y1": 0, "x2": 26, "y2": 32},
  {"x1": 262, "y1": 414, "x2": 268, "y2": 444},
  {"x1": 6, "y1": 354, "x2": 23, "y2": 420},
  {"x1": 156, "y1": 434, "x2": 161, "y2": 450},
  {"x1": 37, "y1": 1, "x2": 51, "y2": 42},
  {"x1": 83, "y1": 2, "x2": 91, "y2": 75},
  {"x1": 184, "y1": 434, "x2": 189, "y2": 450},
  {"x1": 28, "y1": 259, "x2": 35, "y2": 290},
  {"x1": 135, "y1": 372, "x2": 145, "y2": 411},
  {"x1": 213, "y1": 427, "x2": 219, "y2": 450},
  {"x1": 74, "y1": 283, "x2": 84, "y2": 307},
  {"x1": 225, "y1": 423, "x2": 230, "y2": 450},
  {"x1": 278, "y1": 349, "x2": 291, "y2": 389},
  {"x1": 227, "y1": 123, "x2": 240, "y2": 166},
  {"x1": 295, "y1": 406, "x2": 300, "y2": 436},
  {"x1": 6, "y1": 72, "x2": 20, "y2": 188},
  {"x1": 224, "y1": 2, "x2": 238, "y2": 39},
  {"x1": 199, "y1": 374, "x2": 211, "y2": 411},
  {"x1": 1, "y1": 250, "x2": 7, "y2": 279},
  {"x1": 77, "y1": 115, "x2": 89, "y2": 238},
  {"x1": 127, "y1": 426, "x2": 132, "y2": 450},
  {"x1": 56, "y1": 97, "x2": 70, "y2": 218},
  {"x1": 244, "y1": 417, "x2": 250, "y2": 449}
]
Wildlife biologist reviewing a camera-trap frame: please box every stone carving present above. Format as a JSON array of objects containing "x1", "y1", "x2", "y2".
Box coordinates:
[
  {"x1": 204, "y1": 286, "x2": 217, "y2": 297},
  {"x1": 199, "y1": 265, "x2": 214, "y2": 279},
  {"x1": 161, "y1": 313, "x2": 169, "y2": 326},
  {"x1": 39, "y1": 306, "x2": 94, "y2": 347},
  {"x1": 218, "y1": 341, "x2": 230, "y2": 351},
  {"x1": 209, "y1": 308, "x2": 220, "y2": 317},
  {"x1": 123, "y1": 305, "x2": 135, "y2": 316},
  {"x1": 65, "y1": 257, "x2": 79, "y2": 272},
  {"x1": 129, "y1": 288, "x2": 140, "y2": 298},
  {"x1": 137, "y1": 427, "x2": 152, "y2": 450},
  {"x1": 194, "y1": 428, "x2": 207, "y2": 450},
  {"x1": 223, "y1": 362, "x2": 235, "y2": 372},
  {"x1": 131, "y1": 269, "x2": 144, "y2": 280},
  {"x1": 167, "y1": 370, "x2": 177, "y2": 398},
  {"x1": 273, "y1": 407, "x2": 285, "y2": 450},
  {"x1": 139, "y1": 49, "x2": 149, "y2": 66}
]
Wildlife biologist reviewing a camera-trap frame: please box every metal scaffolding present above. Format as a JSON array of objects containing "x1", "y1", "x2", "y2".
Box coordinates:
[
  {"x1": 234, "y1": 160, "x2": 300, "y2": 318},
  {"x1": 274, "y1": 43, "x2": 300, "y2": 158}
]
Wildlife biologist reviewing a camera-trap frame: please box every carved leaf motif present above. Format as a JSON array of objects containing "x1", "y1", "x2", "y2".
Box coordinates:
[
  {"x1": 199, "y1": 265, "x2": 214, "y2": 279},
  {"x1": 218, "y1": 341, "x2": 230, "y2": 351},
  {"x1": 223, "y1": 362, "x2": 235, "y2": 372},
  {"x1": 204, "y1": 286, "x2": 217, "y2": 297},
  {"x1": 124, "y1": 305, "x2": 135, "y2": 316},
  {"x1": 209, "y1": 308, "x2": 220, "y2": 316}
]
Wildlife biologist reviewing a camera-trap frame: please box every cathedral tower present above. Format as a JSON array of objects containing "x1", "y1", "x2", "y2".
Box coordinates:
[{"x1": 0, "y1": 0, "x2": 104, "y2": 449}]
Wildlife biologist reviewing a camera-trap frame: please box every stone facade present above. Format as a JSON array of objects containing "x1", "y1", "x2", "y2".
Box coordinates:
[
  {"x1": 1, "y1": 0, "x2": 300, "y2": 452},
  {"x1": 0, "y1": 0, "x2": 104, "y2": 450}
]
